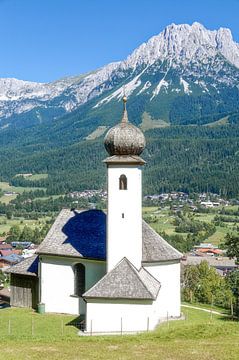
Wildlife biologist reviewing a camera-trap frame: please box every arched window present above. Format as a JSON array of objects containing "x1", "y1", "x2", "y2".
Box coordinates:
[
  {"x1": 74, "y1": 263, "x2": 85, "y2": 297},
  {"x1": 119, "y1": 174, "x2": 127, "y2": 190}
]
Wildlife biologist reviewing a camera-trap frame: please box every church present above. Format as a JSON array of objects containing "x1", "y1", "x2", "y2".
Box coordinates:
[{"x1": 7, "y1": 97, "x2": 182, "y2": 334}]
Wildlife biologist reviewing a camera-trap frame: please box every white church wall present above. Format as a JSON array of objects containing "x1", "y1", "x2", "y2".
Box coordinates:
[
  {"x1": 144, "y1": 261, "x2": 181, "y2": 318},
  {"x1": 107, "y1": 165, "x2": 142, "y2": 271},
  {"x1": 40, "y1": 255, "x2": 106, "y2": 314},
  {"x1": 85, "y1": 299, "x2": 160, "y2": 333}
]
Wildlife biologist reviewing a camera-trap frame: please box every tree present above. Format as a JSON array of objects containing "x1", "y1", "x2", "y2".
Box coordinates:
[
  {"x1": 182, "y1": 261, "x2": 233, "y2": 308},
  {"x1": 225, "y1": 233, "x2": 239, "y2": 263},
  {"x1": 20, "y1": 225, "x2": 34, "y2": 242},
  {"x1": 6, "y1": 225, "x2": 21, "y2": 242},
  {"x1": 226, "y1": 270, "x2": 239, "y2": 316}
]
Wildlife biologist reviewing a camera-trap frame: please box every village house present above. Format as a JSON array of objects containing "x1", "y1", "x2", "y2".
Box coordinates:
[{"x1": 7, "y1": 97, "x2": 182, "y2": 334}]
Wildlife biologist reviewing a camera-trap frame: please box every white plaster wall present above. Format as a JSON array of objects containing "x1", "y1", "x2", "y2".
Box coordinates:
[
  {"x1": 144, "y1": 261, "x2": 181, "y2": 318},
  {"x1": 85, "y1": 300, "x2": 159, "y2": 333},
  {"x1": 40, "y1": 256, "x2": 106, "y2": 314},
  {"x1": 107, "y1": 165, "x2": 142, "y2": 271}
]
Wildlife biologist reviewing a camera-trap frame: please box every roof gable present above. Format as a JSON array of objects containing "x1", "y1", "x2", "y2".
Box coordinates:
[{"x1": 83, "y1": 257, "x2": 160, "y2": 300}]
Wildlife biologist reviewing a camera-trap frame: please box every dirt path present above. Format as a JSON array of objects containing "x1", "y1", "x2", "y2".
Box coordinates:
[{"x1": 182, "y1": 304, "x2": 230, "y2": 316}]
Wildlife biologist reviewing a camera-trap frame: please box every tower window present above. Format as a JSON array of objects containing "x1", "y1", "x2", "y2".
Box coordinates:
[
  {"x1": 73, "y1": 263, "x2": 85, "y2": 297},
  {"x1": 119, "y1": 174, "x2": 127, "y2": 190}
]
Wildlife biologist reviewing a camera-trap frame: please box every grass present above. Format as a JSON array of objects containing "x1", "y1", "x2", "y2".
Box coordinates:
[
  {"x1": 0, "y1": 181, "x2": 46, "y2": 204},
  {"x1": 207, "y1": 226, "x2": 230, "y2": 245},
  {"x1": 26, "y1": 173, "x2": 48, "y2": 181},
  {"x1": 143, "y1": 206, "x2": 239, "y2": 246},
  {"x1": 85, "y1": 126, "x2": 108, "y2": 140},
  {"x1": 182, "y1": 301, "x2": 230, "y2": 315},
  {"x1": 0, "y1": 194, "x2": 18, "y2": 204},
  {"x1": 204, "y1": 116, "x2": 229, "y2": 127},
  {"x1": 140, "y1": 112, "x2": 170, "y2": 131},
  {"x1": 0, "y1": 306, "x2": 239, "y2": 359},
  {"x1": 0, "y1": 216, "x2": 51, "y2": 234}
]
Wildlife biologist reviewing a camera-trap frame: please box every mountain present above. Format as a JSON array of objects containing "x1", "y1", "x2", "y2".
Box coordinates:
[
  {"x1": 1, "y1": 22, "x2": 239, "y2": 131},
  {"x1": 0, "y1": 23, "x2": 239, "y2": 197}
]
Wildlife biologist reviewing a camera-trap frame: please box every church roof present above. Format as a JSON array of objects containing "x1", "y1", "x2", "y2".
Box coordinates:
[
  {"x1": 37, "y1": 209, "x2": 106, "y2": 260},
  {"x1": 83, "y1": 257, "x2": 160, "y2": 300},
  {"x1": 5, "y1": 255, "x2": 38, "y2": 277},
  {"x1": 142, "y1": 221, "x2": 182, "y2": 262},
  {"x1": 36, "y1": 209, "x2": 181, "y2": 262}
]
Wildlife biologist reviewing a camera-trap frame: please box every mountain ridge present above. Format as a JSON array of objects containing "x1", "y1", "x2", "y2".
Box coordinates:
[
  {"x1": 0, "y1": 22, "x2": 239, "y2": 197},
  {"x1": 1, "y1": 22, "x2": 239, "y2": 128}
]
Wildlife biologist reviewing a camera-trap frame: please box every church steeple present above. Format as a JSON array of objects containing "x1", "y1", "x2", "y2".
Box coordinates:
[{"x1": 105, "y1": 98, "x2": 145, "y2": 272}]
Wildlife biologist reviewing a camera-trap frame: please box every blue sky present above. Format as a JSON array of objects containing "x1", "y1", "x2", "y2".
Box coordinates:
[{"x1": 0, "y1": 0, "x2": 239, "y2": 82}]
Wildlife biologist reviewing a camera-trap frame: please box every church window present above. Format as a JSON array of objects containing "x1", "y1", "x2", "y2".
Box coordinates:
[
  {"x1": 74, "y1": 263, "x2": 85, "y2": 297},
  {"x1": 119, "y1": 174, "x2": 127, "y2": 190}
]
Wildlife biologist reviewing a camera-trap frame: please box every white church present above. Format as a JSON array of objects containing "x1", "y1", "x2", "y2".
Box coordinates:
[{"x1": 7, "y1": 97, "x2": 182, "y2": 334}]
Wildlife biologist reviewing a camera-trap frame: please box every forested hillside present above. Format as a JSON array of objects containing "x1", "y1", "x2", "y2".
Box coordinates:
[
  {"x1": 1, "y1": 23, "x2": 239, "y2": 197},
  {"x1": 1, "y1": 123, "x2": 238, "y2": 197}
]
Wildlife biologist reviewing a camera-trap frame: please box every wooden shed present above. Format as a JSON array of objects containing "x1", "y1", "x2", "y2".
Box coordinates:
[{"x1": 6, "y1": 255, "x2": 39, "y2": 309}]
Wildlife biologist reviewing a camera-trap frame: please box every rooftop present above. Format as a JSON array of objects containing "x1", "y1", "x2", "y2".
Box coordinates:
[
  {"x1": 37, "y1": 209, "x2": 106, "y2": 260},
  {"x1": 37, "y1": 208, "x2": 182, "y2": 263},
  {"x1": 83, "y1": 257, "x2": 160, "y2": 300},
  {"x1": 5, "y1": 255, "x2": 38, "y2": 276}
]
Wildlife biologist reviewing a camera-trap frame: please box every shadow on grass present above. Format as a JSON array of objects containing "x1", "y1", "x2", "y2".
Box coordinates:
[
  {"x1": 217, "y1": 315, "x2": 238, "y2": 322},
  {"x1": 66, "y1": 315, "x2": 85, "y2": 331}
]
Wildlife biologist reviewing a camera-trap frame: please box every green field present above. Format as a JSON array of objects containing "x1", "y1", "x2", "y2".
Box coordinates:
[
  {"x1": 0, "y1": 181, "x2": 46, "y2": 204},
  {"x1": 0, "y1": 306, "x2": 238, "y2": 359},
  {"x1": 140, "y1": 111, "x2": 170, "y2": 131},
  {"x1": 25, "y1": 173, "x2": 48, "y2": 181},
  {"x1": 143, "y1": 206, "x2": 239, "y2": 247},
  {"x1": 14, "y1": 173, "x2": 48, "y2": 181},
  {"x1": 0, "y1": 215, "x2": 51, "y2": 235}
]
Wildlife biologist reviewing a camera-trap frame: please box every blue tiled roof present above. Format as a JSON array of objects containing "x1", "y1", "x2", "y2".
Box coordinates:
[{"x1": 2, "y1": 254, "x2": 23, "y2": 263}]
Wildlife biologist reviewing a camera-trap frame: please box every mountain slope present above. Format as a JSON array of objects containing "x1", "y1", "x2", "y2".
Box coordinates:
[
  {"x1": 1, "y1": 22, "x2": 239, "y2": 130},
  {"x1": 0, "y1": 23, "x2": 239, "y2": 197}
]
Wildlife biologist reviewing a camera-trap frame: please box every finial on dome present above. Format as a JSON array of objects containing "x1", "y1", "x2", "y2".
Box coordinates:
[
  {"x1": 103, "y1": 91, "x2": 146, "y2": 158},
  {"x1": 121, "y1": 95, "x2": 128, "y2": 124}
]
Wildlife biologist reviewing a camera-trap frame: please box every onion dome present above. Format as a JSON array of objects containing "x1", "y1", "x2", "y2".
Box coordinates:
[{"x1": 104, "y1": 96, "x2": 146, "y2": 156}]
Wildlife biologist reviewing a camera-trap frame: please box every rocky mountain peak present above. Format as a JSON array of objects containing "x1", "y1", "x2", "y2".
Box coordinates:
[{"x1": 124, "y1": 22, "x2": 239, "y2": 70}]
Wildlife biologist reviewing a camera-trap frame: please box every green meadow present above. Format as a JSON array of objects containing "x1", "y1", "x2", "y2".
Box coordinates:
[{"x1": 0, "y1": 306, "x2": 238, "y2": 360}]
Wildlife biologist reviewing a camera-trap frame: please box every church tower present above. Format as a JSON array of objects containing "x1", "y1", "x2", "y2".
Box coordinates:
[{"x1": 104, "y1": 97, "x2": 146, "y2": 272}]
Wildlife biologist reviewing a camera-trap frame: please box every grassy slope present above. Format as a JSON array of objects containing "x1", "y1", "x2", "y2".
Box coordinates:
[
  {"x1": 0, "y1": 180, "x2": 45, "y2": 204},
  {"x1": 0, "y1": 216, "x2": 51, "y2": 234},
  {"x1": 0, "y1": 307, "x2": 238, "y2": 360},
  {"x1": 140, "y1": 112, "x2": 170, "y2": 131},
  {"x1": 143, "y1": 206, "x2": 238, "y2": 246}
]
